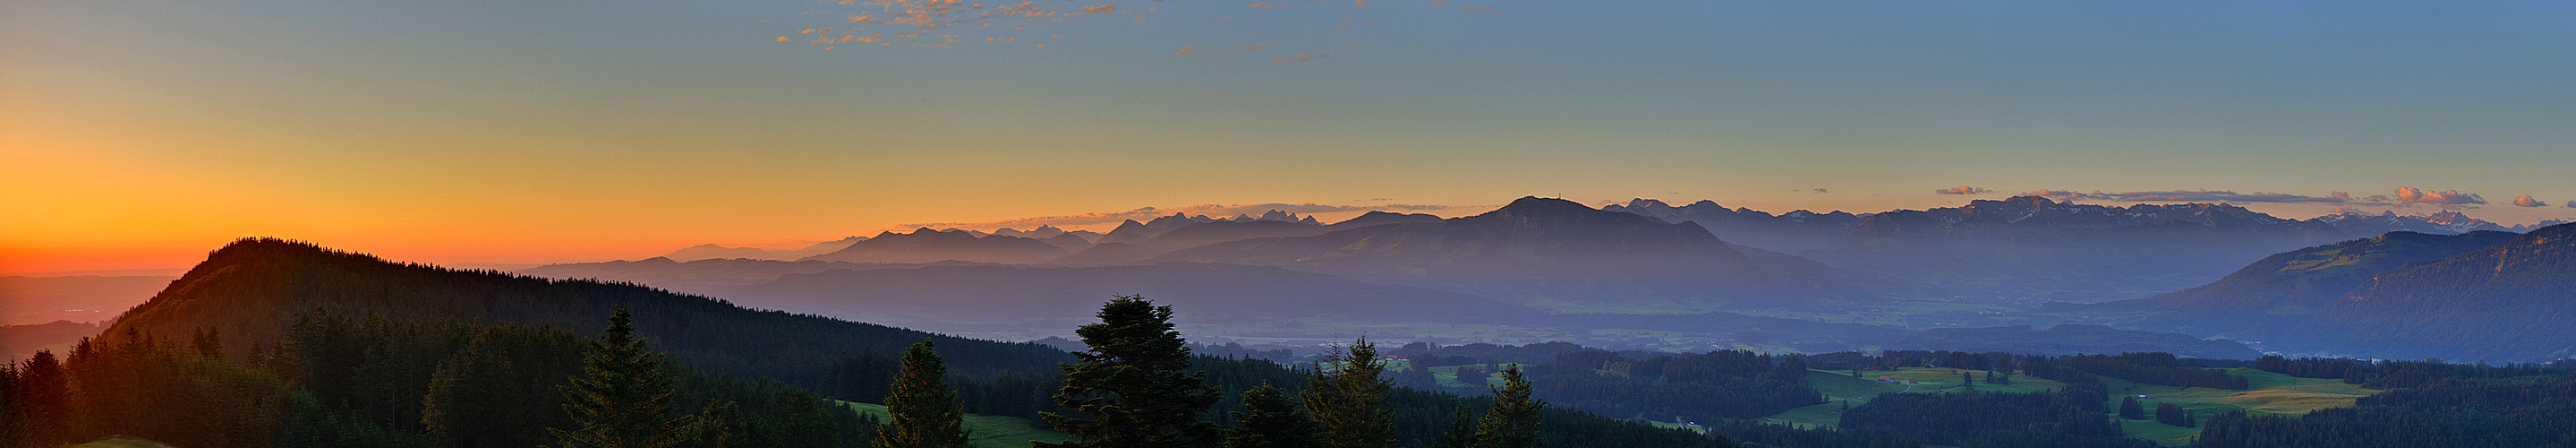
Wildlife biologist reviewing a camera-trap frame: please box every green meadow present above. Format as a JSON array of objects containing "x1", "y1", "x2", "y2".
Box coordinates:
[{"x1": 1761, "y1": 366, "x2": 2376, "y2": 446}]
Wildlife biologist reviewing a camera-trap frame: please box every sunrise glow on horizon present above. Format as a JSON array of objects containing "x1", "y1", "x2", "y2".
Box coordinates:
[{"x1": 8, "y1": 0, "x2": 2574, "y2": 273}]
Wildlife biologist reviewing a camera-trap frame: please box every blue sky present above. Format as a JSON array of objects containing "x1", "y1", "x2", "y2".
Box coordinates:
[{"x1": 5, "y1": 0, "x2": 2572, "y2": 269}]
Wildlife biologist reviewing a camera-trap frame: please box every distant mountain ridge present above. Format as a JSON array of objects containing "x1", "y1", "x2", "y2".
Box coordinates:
[
  {"x1": 661, "y1": 236, "x2": 866, "y2": 262},
  {"x1": 719, "y1": 262, "x2": 1541, "y2": 337},
  {"x1": 802, "y1": 228, "x2": 1070, "y2": 263},
  {"x1": 1154, "y1": 196, "x2": 1881, "y2": 311}
]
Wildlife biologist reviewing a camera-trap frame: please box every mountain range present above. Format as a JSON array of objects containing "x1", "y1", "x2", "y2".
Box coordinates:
[
  {"x1": 1618, "y1": 195, "x2": 2545, "y2": 303},
  {"x1": 1153, "y1": 197, "x2": 1882, "y2": 311}
]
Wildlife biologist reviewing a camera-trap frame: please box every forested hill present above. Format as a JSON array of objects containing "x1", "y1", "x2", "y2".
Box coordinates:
[{"x1": 101, "y1": 238, "x2": 1072, "y2": 378}]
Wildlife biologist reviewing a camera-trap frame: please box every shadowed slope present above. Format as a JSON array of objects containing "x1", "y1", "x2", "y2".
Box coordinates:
[{"x1": 100, "y1": 238, "x2": 1071, "y2": 378}]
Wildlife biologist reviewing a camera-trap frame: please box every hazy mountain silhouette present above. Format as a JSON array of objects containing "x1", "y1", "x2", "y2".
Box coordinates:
[
  {"x1": 1153, "y1": 197, "x2": 1880, "y2": 311},
  {"x1": 1055, "y1": 220, "x2": 1329, "y2": 265},
  {"x1": 1888, "y1": 324, "x2": 2259, "y2": 359},
  {"x1": 1604, "y1": 199, "x2": 1860, "y2": 254},
  {"x1": 0, "y1": 275, "x2": 173, "y2": 325},
  {"x1": 518, "y1": 257, "x2": 1005, "y2": 294},
  {"x1": 2312, "y1": 209, "x2": 2522, "y2": 235},
  {"x1": 718, "y1": 262, "x2": 1540, "y2": 336},
  {"x1": 660, "y1": 236, "x2": 866, "y2": 262},
  {"x1": 1, "y1": 320, "x2": 100, "y2": 360},
  {"x1": 1326, "y1": 211, "x2": 1445, "y2": 228},
  {"x1": 801, "y1": 228, "x2": 1068, "y2": 263},
  {"x1": 1802, "y1": 196, "x2": 2361, "y2": 302}
]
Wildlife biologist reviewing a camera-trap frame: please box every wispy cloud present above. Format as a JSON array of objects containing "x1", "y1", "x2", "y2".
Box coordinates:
[
  {"x1": 1270, "y1": 53, "x2": 1329, "y2": 64},
  {"x1": 2393, "y1": 186, "x2": 2486, "y2": 207},
  {"x1": 2512, "y1": 194, "x2": 2547, "y2": 207},
  {"x1": 780, "y1": 0, "x2": 1492, "y2": 59},
  {"x1": 898, "y1": 202, "x2": 1467, "y2": 230},
  {"x1": 1934, "y1": 185, "x2": 1992, "y2": 195}
]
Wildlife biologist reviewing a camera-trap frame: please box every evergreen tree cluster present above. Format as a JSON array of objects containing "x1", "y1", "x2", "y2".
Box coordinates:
[
  {"x1": 2195, "y1": 374, "x2": 2576, "y2": 447},
  {"x1": 2053, "y1": 353, "x2": 2248, "y2": 390},
  {"x1": 2252, "y1": 354, "x2": 2570, "y2": 389},
  {"x1": 0, "y1": 306, "x2": 873, "y2": 447},
  {"x1": 1836, "y1": 392, "x2": 2150, "y2": 448},
  {"x1": 2151, "y1": 402, "x2": 2196, "y2": 428},
  {"x1": 1523, "y1": 349, "x2": 1824, "y2": 422}
]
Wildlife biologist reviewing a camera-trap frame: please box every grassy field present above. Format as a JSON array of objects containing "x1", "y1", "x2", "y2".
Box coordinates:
[
  {"x1": 838, "y1": 401, "x2": 1076, "y2": 448},
  {"x1": 1761, "y1": 366, "x2": 2377, "y2": 446},
  {"x1": 2093, "y1": 368, "x2": 2377, "y2": 445}
]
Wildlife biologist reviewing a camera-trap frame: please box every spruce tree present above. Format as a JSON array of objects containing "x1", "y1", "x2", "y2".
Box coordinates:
[
  {"x1": 1302, "y1": 338, "x2": 1395, "y2": 448},
  {"x1": 1434, "y1": 406, "x2": 1476, "y2": 448},
  {"x1": 1471, "y1": 364, "x2": 1542, "y2": 448},
  {"x1": 550, "y1": 305, "x2": 703, "y2": 448},
  {"x1": 2119, "y1": 396, "x2": 2145, "y2": 420},
  {"x1": 1038, "y1": 295, "x2": 1222, "y2": 448},
  {"x1": 1224, "y1": 383, "x2": 1325, "y2": 448},
  {"x1": 878, "y1": 339, "x2": 970, "y2": 448}
]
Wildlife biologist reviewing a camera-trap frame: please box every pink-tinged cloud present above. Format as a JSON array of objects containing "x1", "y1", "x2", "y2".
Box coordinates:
[
  {"x1": 2512, "y1": 194, "x2": 2547, "y2": 207},
  {"x1": 1271, "y1": 53, "x2": 1327, "y2": 64},
  {"x1": 1934, "y1": 185, "x2": 1992, "y2": 195},
  {"x1": 2393, "y1": 186, "x2": 2487, "y2": 206}
]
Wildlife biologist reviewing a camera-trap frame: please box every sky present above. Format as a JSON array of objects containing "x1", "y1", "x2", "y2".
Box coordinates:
[{"x1": 5, "y1": 0, "x2": 2574, "y2": 273}]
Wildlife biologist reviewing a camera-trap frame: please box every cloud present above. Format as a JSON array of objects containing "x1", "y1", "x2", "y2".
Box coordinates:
[
  {"x1": 1812, "y1": 188, "x2": 1830, "y2": 194},
  {"x1": 899, "y1": 202, "x2": 1467, "y2": 230},
  {"x1": 2393, "y1": 186, "x2": 2486, "y2": 206},
  {"x1": 1270, "y1": 53, "x2": 1328, "y2": 64},
  {"x1": 2567, "y1": 201, "x2": 2576, "y2": 209},
  {"x1": 781, "y1": 0, "x2": 1488, "y2": 57},
  {"x1": 2513, "y1": 194, "x2": 2547, "y2": 207},
  {"x1": 1934, "y1": 185, "x2": 1992, "y2": 195}
]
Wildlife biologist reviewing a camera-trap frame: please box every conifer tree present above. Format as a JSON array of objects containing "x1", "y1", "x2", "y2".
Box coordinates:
[
  {"x1": 425, "y1": 332, "x2": 535, "y2": 447},
  {"x1": 1039, "y1": 295, "x2": 1222, "y2": 448},
  {"x1": 550, "y1": 305, "x2": 703, "y2": 448},
  {"x1": 1471, "y1": 364, "x2": 1542, "y2": 448},
  {"x1": 878, "y1": 339, "x2": 970, "y2": 448},
  {"x1": 1224, "y1": 382, "x2": 1324, "y2": 448},
  {"x1": 2119, "y1": 396, "x2": 2145, "y2": 420},
  {"x1": 1303, "y1": 338, "x2": 1395, "y2": 448},
  {"x1": 15, "y1": 350, "x2": 71, "y2": 446},
  {"x1": 1434, "y1": 406, "x2": 1476, "y2": 448}
]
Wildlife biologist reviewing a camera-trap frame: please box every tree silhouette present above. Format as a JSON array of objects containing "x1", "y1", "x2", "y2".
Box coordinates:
[
  {"x1": 877, "y1": 339, "x2": 970, "y2": 448},
  {"x1": 1224, "y1": 382, "x2": 1324, "y2": 448},
  {"x1": 1305, "y1": 338, "x2": 1396, "y2": 448},
  {"x1": 1038, "y1": 295, "x2": 1222, "y2": 447},
  {"x1": 1471, "y1": 364, "x2": 1543, "y2": 448},
  {"x1": 550, "y1": 305, "x2": 703, "y2": 448}
]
